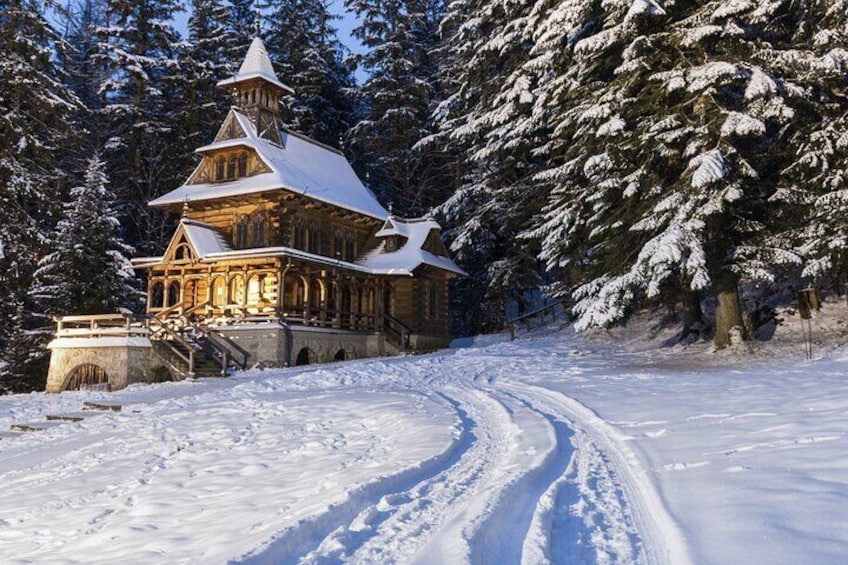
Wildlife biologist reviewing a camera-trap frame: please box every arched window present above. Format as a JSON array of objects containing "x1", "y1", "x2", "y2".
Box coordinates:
[
  {"x1": 229, "y1": 276, "x2": 246, "y2": 305},
  {"x1": 215, "y1": 157, "x2": 225, "y2": 181},
  {"x1": 211, "y1": 277, "x2": 227, "y2": 307},
  {"x1": 151, "y1": 282, "x2": 165, "y2": 309},
  {"x1": 309, "y1": 225, "x2": 321, "y2": 254},
  {"x1": 234, "y1": 214, "x2": 249, "y2": 248},
  {"x1": 175, "y1": 244, "x2": 192, "y2": 261},
  {"x1": 432, "y1": 282, "x2": 439, "y2": 319},
  {"x1": 167, "y1": 281, "x2": 180, "y2": 308},
  {"x1": 309, "y1": 280, "x2": 322, "y2": 311},
  {"x1": 237, "y1": 153, "x2": 248, "y2": 177},
  {"x1": 247, "y1": 274, "x2": 263, "y2": 305},
  {"x1": 293, "y1": 218, "x2": 308, "y2": 250},
  {"x1": 226, "y1": 156, "x2": 236, "y2": 180},
  {"x1": 251, "y1": 211, "x2": 267, "y2": 247}
]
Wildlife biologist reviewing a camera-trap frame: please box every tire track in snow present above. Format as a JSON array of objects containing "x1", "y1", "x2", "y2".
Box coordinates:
[
  {"x1": 231, "y1": 391, "x2": 475, "y2": 565},
  {"x1": 504, "y1": 381, "x2": 693, "y2": 565},
  {"x1": 465, "y1": 389, "x2": 576, "y2": 565}
]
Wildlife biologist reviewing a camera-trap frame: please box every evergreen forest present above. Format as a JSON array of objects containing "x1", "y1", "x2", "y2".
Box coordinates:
[{"x1": 2, "y1": 0, "x2": 848, "y2": 391}]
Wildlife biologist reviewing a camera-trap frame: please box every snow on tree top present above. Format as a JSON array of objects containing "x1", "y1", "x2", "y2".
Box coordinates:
[{"x1": 216, "y1": 36, "x2": 294, "y2": 94}]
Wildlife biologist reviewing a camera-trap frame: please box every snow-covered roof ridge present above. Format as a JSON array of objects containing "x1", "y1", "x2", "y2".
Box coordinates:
[
  {"x1": 216, "y1": 37, "x2": 294, "y2": 95},
  {"x1": 150, "y1": 108, "x2": 389, "y2": 221},
  {"x1": 375, "y1": 215, "x2": 441, "y2": 239},
  {"x1": 365, "y1": 214, "x2": 466, "y2": 276}
]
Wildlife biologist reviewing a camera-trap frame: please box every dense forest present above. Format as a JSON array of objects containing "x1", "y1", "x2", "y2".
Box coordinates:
[{"x1": 2, "y1": 0, "x2": 848, "y2": 391}]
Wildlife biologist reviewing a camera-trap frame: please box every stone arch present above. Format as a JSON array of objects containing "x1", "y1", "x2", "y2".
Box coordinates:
[
  {"x1": 333, "y1": 349, "x2": 347, "y2": 362},
  {"x1": 63, "y1": 363, "x2": 108, "y2": 391},
  {"x1": 295, "y1": 347, "x2": 318, "y2": 366}
]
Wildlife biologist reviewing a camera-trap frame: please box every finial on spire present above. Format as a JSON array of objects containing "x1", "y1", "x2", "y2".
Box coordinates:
[
  {"x1": 388, "y1": 201, "x2": 394, "y2": 214},
  {"x1": 254, "y1": 7, "x2": 261, "y2": 38},
  {"x1": 182, "y1": 198, "x2": 190, "y2": 218}
]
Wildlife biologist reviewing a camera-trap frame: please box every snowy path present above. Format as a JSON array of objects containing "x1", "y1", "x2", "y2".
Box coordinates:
[{"x1": 2, "y1": 328, "x2": 847, "y2": 563}]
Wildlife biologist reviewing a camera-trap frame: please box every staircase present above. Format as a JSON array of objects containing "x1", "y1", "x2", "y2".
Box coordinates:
[
  {"x1": 384, "y1": 314, "x2": 412, "y2": 352},
  {"x1": 148, "y1": 317, "x2": 248, "y2": 380}
]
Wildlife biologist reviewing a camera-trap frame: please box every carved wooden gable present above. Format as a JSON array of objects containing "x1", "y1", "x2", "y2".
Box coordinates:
[
  {"x1": 162, "y1": 227, "x2": 197, "y2": 264},
  {"x1": 214, "y1": 111, "x2": 248, "y2": 143}
]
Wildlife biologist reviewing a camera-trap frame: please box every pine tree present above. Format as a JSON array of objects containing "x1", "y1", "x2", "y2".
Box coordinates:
[
  {"x1": 345, "y1": 0, "x2": 442, "y2": 215},
  {"x1": 32, "y1": 155, "x2": 138, "y2": 319},
  {"x1": 525, "y1": 0, "x2": 835, "y2": 347},
  {"x1": 262, "y1": 0, "x2": 355, "y2": 146},
  {"x1": 0, "y1": 0, "x2": 81, "y2": 392},
  {"x1": 95, "y1": 0, "x2": 184, "y2": 256},
  {"x1": 229, "y1": 0, "x2": 257, "y2": 45},
  {"x1": 177, "y1": 0, "x2": 239, "y2": 151},
  {"x1": 425, "y1": 0, "x2": 543, "y2": 331}
]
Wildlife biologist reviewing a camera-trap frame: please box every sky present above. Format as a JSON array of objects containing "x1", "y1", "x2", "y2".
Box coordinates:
[{"x1": 172, "y1": 1, "x2": 366, "y2": 82}]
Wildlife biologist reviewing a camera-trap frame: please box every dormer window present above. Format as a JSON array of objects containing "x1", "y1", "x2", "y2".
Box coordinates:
[{"x1": 238, "y1": 153, "x2": 248, "y2": 177}]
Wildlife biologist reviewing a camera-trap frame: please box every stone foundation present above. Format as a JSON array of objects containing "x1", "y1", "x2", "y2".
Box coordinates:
[
  {"x1": 215, "y1": 323, "x2": 386, "y2": 367},
  {"x1": 45, "y1": 337, "x2": 159, "y2": 393}
]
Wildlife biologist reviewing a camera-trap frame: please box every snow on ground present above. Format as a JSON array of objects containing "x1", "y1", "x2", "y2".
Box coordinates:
[{"x1": 1, "y1": 303, "x2": 848, "y2": 564}]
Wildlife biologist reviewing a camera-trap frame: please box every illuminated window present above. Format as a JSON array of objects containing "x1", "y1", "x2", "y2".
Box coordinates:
[
  {"x1": 229, "y1": 276, "x2": 246, "y2": 305},
  {"x1": 211, "y1": 277, "x2": 227, "y2": 306}
]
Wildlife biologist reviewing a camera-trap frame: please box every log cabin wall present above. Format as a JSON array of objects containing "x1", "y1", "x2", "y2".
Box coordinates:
[{"x1": 183, "y1": 192, "x2": 380, "y2": 260}]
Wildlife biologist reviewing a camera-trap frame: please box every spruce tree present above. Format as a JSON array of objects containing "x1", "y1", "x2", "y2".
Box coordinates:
[
  {"x1": 262, "y1": 0, "x2": 355, "y2": 146},
  {"x1": 177, "y1": 0, "x2": 239, "y2": 151},
  {"x1": 345, "y1": 0, "x2": 442, "y2": 214},
  {"x1": 426, "y1": 0, "x2": 543, "y2": 331},
  {"x1": 229, "y1": 0, "x2": 257, "y2": 45},
  {"x1": 526, "y1": 0, "x2": 829, "y2": 347},
  {"x1": 0, "y1": 0, "x2": 81, "y2": 392},
  {"x1": 95, "y1": 0, "x2": 184, "y2": 256},
  {"x1": 32, "y1": 155, "x2": 137, "y2": 319}
]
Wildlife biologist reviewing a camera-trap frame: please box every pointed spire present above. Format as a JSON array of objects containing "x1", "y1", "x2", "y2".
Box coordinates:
[{"x1": 216, "y1": 37, "x2": 294, "y2": 95}]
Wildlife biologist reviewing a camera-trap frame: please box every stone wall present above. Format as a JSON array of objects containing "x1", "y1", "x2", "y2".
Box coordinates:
[
  {"x1": 45, "y1": 338, "x2": 158, "y2": 393},
  {"x1": 216, "y1": 324, "x2": 386, "y2": 367}
]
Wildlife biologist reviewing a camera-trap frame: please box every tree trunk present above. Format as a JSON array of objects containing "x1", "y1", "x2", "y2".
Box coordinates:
[
  {"x1": 681, "y1": 289, "x2": 705, "y2": 340},
  {"x1": 713, "y1": 270, "x2": 746, "y2": 349}
]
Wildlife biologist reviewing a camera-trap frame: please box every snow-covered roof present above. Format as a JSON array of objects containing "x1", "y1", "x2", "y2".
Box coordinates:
[
  {"x1": 216, "y1": 37, "x2": 294, "y2": 94},
  {"x1": 149, "y1": 110, "x2": 389, "y2": 221},
  {"x1": 363, "y1": 216, "x2": 467, "y2": 276},
  {"x1": 181, "y1": 219, "x2": 232, "y2": 257}
]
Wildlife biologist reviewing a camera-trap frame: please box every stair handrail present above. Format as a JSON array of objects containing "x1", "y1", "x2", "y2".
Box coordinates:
[
  {"x1": 148, "y1": 317, "x2": 195, "y2": 375},
  {"x1": 184, "y1": 319, "x2": 250, "y2": 372},
  {"x1": 384, "y1": 313, "x2": 411, "y2": 349}
]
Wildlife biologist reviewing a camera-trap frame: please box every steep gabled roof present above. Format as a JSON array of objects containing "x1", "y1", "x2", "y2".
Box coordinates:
[
  {"x1": 215, "y1": 37, "x2": 294, "y2": 94},
  {"x1": 149, "y1": 109, "x2": 389, "y2": 221},
  {"x1": 362, "y1": 216, "x2": 466, "y2": 276},
  {"x1": 181, "y1": 219, "x2": 232, "y2": 257}
]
